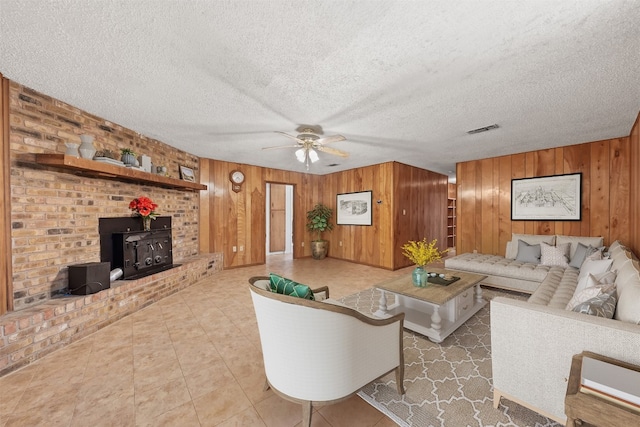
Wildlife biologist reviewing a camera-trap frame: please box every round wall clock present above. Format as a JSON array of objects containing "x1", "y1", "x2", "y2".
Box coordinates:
[{"x1": 229, "y1": 170, "x2": 245, "y2": 192}]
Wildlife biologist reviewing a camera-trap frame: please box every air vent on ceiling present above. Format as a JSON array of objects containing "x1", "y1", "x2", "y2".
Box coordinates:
[{"x1": 467, "y1": 124, "x2": 499, "y2": 134}]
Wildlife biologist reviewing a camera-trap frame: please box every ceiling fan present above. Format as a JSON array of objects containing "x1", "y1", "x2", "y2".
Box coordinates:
[{"x1": 263, "y1": 127, "x2": 349, "y2": 170}]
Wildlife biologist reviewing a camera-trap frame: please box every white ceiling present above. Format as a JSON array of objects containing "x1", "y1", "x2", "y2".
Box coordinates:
[{"x1": 1, "y1": 1, "x2": 639, "y2": 180}]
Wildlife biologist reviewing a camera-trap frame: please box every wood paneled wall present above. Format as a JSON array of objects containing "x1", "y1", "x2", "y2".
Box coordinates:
[
  {"x1": 322, "y1": 162, "x2": 447, "y2": 269},
  {"x1": 456, "y1": 134, "x2": 636, "y2": 255},
  {"x1": 199, "y1": 159, "x2": 323, "y2": 268},
  {"x1": 319, "y1": 163, "x2": 395, "y2": 269},
  {"x1": 199, "y1": 160, "x2": 448, "y2": 270},
  {"x1": 392, "y1": 162, "x2": 448, "y2": 269}
]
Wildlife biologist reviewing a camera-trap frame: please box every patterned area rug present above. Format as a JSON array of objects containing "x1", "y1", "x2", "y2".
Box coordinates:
[{"x1": 339, "y1": 287, "x2": 563, "y2": 427}]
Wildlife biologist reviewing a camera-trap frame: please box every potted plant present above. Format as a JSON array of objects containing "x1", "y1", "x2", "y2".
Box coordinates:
[
  {"x1": 121, "y1": 148, "x2": 137, "y2": 166},
  {"x1": 402, "y1": 238, "x2": 448, "y2": 287},
  {"x1": 306, "y1": 203, "x2": 333, "y2": 260}
]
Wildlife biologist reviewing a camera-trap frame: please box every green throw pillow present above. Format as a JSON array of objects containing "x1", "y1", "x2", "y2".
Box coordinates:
[{"x1": 269, "y1": 273, "x2": 315, "y2": 300}]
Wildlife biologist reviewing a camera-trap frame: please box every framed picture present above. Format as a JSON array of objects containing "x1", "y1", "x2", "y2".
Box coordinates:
[
  {"x1": 179, "y1": 165, "x2": 195, "y2": 182},
  {"x1": 336, "y1": 190, "x2": 372, "y2": 225},
  {"x1": 511, "y1": 173, "x2": 582, "y2": 221}
]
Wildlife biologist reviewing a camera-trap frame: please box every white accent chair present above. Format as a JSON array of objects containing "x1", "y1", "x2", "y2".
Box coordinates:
[{"x1": 249, "y1": 276, "x2": 405, "y2": 427}]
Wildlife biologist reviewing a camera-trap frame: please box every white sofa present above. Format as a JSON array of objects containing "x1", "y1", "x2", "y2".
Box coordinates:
[
  {"x1": 489, "y1": 240, "x2": 640, "y2": 423},
  {"x1": 444, "y1": 234, "x2": 605, "y2": 293}
]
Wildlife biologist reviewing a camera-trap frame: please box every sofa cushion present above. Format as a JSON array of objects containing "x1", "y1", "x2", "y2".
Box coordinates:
[
  {"x1": 269, "y1": 273, "x2": 315, "y2": 300},
  {"x1": 608, "y1": 240, "x2": 624, "y2": 252},
  {"x1": 615, "y1": 282, "x2": 640, "y2": 324},
  {"x1": 556, "y1": 235, "x2": 604, "y2": 259},
  {"x1": 613, "y1": 259, "x2": 640, "y2": 324},
  {"x1": 615, "y1": 259, "x2": 640, "y2": 295},
  {"x1": 527, "y1": 267, "x2": 579, "y2": 309},
  {"x1": 572, "y1": 289, "x2": 617, "y2": 318},
  {"x1": 505, "y1": 234, "x2": 555, "y2": 259},
  {"x1": 541, "y1": 242, "x2": 570, "y2": 267},
  {"x1": 516, "y1": 240, "x2": 541, "y2": 264},
  {"x1": 445, "y1": 252, "x2": 552, "y2": 282}
]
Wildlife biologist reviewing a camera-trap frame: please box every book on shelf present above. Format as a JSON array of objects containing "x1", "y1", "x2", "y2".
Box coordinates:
[{"x1": 580, "y1": 356, "x2": 640, "y2": 412}]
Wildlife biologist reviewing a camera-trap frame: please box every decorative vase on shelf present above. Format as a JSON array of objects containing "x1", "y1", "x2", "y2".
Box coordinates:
[
  {"x1": 79, "y1": 134, "x2": 96, "y2": 159},
  {"x1": 142, "y1": 216, "x2": 151, "y2": 231},
  {"x1": 122, "y1": 153, "x2": 136, "y2": 166},
  {"x1": 64, "y1": 142, "x2": 80, "y2": 157},
  {"x1": 412, "y1": 266, "x2": 428, "y2": 287}
]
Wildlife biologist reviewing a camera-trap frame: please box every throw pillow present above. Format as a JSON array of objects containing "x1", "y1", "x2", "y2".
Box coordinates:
[
  {"x1": 541, "y1": 242, "x2": 570, "y2": 267},
  {"x1": 569, "y1": 243, "x2": 601, "y2": 269},
  {"x1": 505, "y1": 234, "x2": 555, "y2": 259},
  {"x1": 566, "y1": 280, "x2": 616, "y2": 310},
  {"x1": 575, "y1": 259, "x2": 614, "y2": 294},
  {"x1": 572, "y1": 289, "x2": 617, "y2": 318},
  {"x1": 556, "y1": 235, "x2": 604, "y2": 259},
  {"x1": 268, "y1": 273, "x2": 315, "y2": 300},
  {"x1": 586, "y1": 248, "x2": 604, "y2": 261},
  {"x1": 577, "y1": 258, "x2": 613, "y2": 281},
  {"x1": 572, "y1": 270, "x2": 617, "y2": 298},
  {"x1": 515, "y1": 240, "x2": 541, "y2": 264}
]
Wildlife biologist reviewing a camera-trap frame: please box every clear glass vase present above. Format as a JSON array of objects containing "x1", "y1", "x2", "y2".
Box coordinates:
[
  {"x1": 412, "y1": 266, "x2": 428, "y2": 287},
  {"x1": 142, "y1": 216, "x2": 151, "y2": 231}
]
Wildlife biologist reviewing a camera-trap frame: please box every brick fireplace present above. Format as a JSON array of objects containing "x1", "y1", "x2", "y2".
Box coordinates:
[{"x1": 0, "y1": 80, "x2": 224, "y2": 376}]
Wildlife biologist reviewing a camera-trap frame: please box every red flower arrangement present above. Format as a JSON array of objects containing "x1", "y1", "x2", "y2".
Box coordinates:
[{"x1": 129, "y1": 196, "x2": 158, "y2": 219}]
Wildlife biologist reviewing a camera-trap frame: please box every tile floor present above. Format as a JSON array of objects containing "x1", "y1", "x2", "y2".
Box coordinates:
[{"x1": 0, "y1": 255, "x2": 423, "y2": 427}]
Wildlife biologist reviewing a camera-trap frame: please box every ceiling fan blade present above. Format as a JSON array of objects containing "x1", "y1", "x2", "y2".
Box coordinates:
[
  {"x1": 317, "y1": 145, "x2": 349, "y2": 157},
  {"x1": 262, "y1": 144, "x2": 300, "y2": 150},
  {"x1": 316, "y1": 134, "x2": 345, "y2": 145},
  {"x1": 274, "y1": 130, "x2": 305, "y2": 144}
]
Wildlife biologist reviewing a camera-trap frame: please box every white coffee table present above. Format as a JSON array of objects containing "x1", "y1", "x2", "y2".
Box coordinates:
[{"x1": 374, "y1": 268, "x2": 487, "y2": 343}]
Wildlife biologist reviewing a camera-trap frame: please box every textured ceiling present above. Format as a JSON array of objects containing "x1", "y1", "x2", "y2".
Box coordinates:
[{"x1": 1, "y1": 1, "x2": 639, "y2": 179}]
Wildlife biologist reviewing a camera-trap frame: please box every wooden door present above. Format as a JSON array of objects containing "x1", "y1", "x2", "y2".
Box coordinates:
[{"x1": 270, "y1": 184, "x2": 286, "y2": 252}]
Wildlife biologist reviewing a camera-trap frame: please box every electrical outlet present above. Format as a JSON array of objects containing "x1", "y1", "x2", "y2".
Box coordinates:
[
  {"x1": 301, "y1": 242, "x2": 304, "y2": 247},
  {"x1": 232, "y1": 246, "x2": 237, "y2": 252},
  {"x1": 239, "y1": 245, "x2": 244, "y2": 252},
  {"x1": 339, "y1": 241, "x2": 343, "y2": 247},
  {"x1": 402, "y1": 209, "x2": 406, "y2": 215},
  {"x1": 473, "y1": 249, "x2": 477, "y2": 253}
]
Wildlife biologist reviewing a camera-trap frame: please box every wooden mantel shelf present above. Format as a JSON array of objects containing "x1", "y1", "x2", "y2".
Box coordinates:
[{"x1": 35, "y1": 154, "x2": 207, "y2": 191}]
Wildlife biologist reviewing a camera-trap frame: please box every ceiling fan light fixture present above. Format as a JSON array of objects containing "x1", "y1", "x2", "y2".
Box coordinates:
[
  {"x1": 309, "y1": 149, "x2": 319, "y2": 163},
  {"x1": 295, "y1": 148, "x2": 306, "y2": 162}
]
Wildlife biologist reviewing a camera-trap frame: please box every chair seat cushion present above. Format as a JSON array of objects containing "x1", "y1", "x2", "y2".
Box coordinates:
[{"x1": 269, "y1": 273, "x2": 315, "y2": 300}]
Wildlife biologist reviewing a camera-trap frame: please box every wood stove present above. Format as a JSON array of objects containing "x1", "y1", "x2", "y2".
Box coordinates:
[
  {"x1": 112, "y1": 229, "x2": 173, "y2": 279},
  {"x1": 99, "y1": 216, "x2": 176, "y2": 280}
]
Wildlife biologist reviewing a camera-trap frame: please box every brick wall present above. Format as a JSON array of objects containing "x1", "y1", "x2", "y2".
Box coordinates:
[{"x1": 9, "y1": 81, "x2": 203, "y2": 310}]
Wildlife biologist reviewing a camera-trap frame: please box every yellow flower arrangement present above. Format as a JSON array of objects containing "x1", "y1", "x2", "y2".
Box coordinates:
[{"x1": 402, "y1": 238, "x2": 448, "y2": 267}]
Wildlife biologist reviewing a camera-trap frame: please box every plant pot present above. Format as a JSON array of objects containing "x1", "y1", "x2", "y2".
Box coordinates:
[{"x1": 311, "y1": 240, "x2": 328, "y2": 260}]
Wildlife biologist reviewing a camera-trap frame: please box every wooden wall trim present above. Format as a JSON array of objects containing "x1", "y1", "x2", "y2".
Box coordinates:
[
  {"x1": 629, "y1": 111, "x2": 640, "y2": 253},
  {"x1": 1, "y1": 75, "x2": 12, "y2": 314}
]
